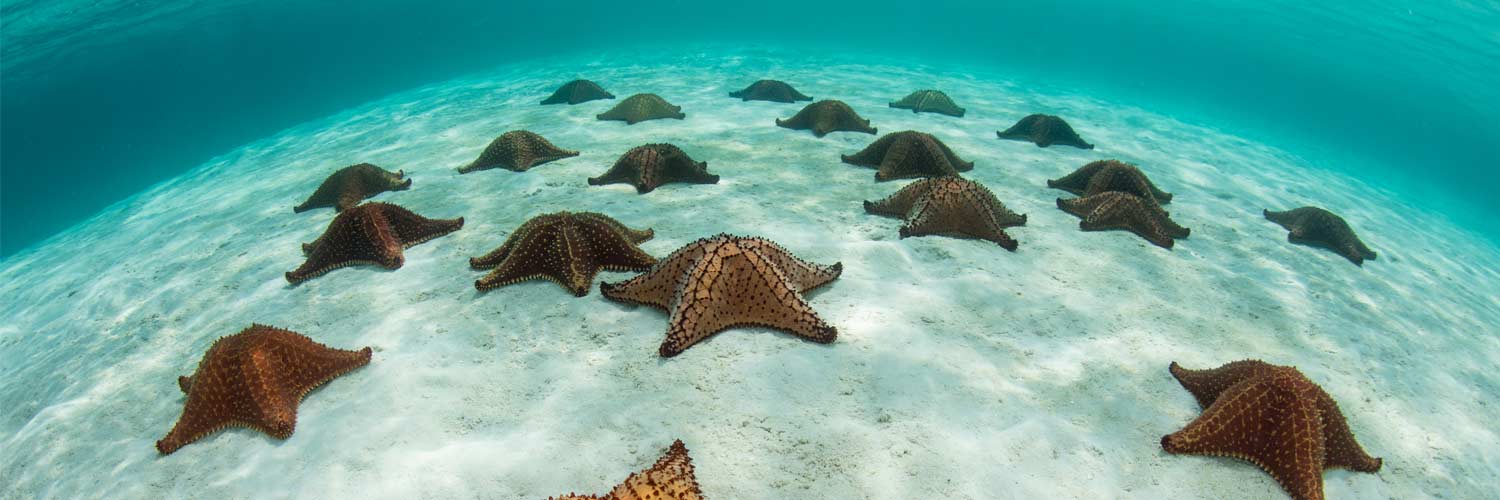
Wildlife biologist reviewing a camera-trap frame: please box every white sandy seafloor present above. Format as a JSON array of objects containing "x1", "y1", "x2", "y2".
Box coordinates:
[{"x1": 2, "y1": 48, "x2": 1498, "y2": 499}]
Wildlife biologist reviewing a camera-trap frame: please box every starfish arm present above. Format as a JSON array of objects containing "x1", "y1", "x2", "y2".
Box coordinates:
[
  {"x1": 874, "y1": 137, "x2": 918, "y2": 181},
  {"x1": 865, "y1": 179, "x2": 931, "y2": 218},
  {"x1": 600, "y1": 240, "x2": 712, "y2": 310},
  {"x1": 473, "y1": 229, "x2": 567, "y2": 292},
  {"x1": 1313, "y1": 391, "x2": 1383, "y2": 472},
  {"x1": 746, "y1": 240, "x2": 842, "y2": 292},
  {"x1": 335, "y1": 182, "x2": 366, "y2": 212},
  {"x1": 1170, "y1": 360, "x2": 1277, "y2": 409},
  {"x1": 579, "y1": 212, "x2": 654, "y2": 243},
  {"x1": 380, "y1": 205, "x2": 463, "y2": 248}
]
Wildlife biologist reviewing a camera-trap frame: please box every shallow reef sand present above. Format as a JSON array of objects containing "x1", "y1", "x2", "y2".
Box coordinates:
[{"x1": 2, "y1": 51, "x2": 1498, "y2": 499}]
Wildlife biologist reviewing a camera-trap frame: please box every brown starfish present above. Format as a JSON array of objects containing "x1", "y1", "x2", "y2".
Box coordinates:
[
  {"x1": 457, "y1": 130, "x2": 579, "y2": 174},
  {"x1": 996, "y1": 114, "x2": 1094, "y2": 149},
  {"x1": 888, "y1": 90, "x2": 965, "y2": 117},
  {"x1": 547, "y1": 440, "x2": 704, "y2": 500},
  {"x1": 541, "y1": 79, "x2": 615, "y2": 105},
  {"x1": 596, "y1": 93, "x2": 685, "y2": 124},
  {"x1": 729, "y1": 79, "x2": 812, "y2": 103},
  {"x1": 470, "y1": 212, "x2": 656, "y2": 296},
  {"x1": 1057, "y1": 191, "x2": 1189, "y2": 249},
  {"x1": 1163, "y1": 360, "x2": 1383, "y2": 500},
  {"x1": 601, "y1": 234, "x2": 841, "y2": 357},
  {"x1": 864, "y1": 177, "x2": 1027, "y2": 250},
  {"x1": 775, "y1": 100, "x2": 877, "y2": 137},
  {"x1": 1048, "y1": 159, "x2": 1174, "y2": 204},
  {"x1": 285, "y1": 202, "x2": 464, "y2": 284},
  {"x1": 588, "y1": 143, "x2": 719, "y2": 194},
  {"x1": 292, "y1": 163, "x2": 411, "y2": 213},
  {"x1": 1264, "y1": 207, "x2": 1378, "y2": 266},
  {"x1": 841, "y1": 130, "x2": 975, "y2": 181},
  {"x1": 156, "y1": 324, "x2": 371, "y2": 454}
]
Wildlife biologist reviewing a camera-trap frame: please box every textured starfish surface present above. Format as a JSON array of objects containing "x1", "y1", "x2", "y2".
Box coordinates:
[
  {"x1": 1163, "y1": 360, "x2": 1383, "y2": 500},
  {"x1": 1056, "y1": 191, "x2": 1189, "y2": 249},
  {"x1": 841, "y1": 130, "x2": 975, "y2": 181},
  {"x1": 293, "y1": 163, "x2": 411, "y2": 213},
  {"x1": 775, "y1": 100, "x2": 878, "y2": 137},
  {"x1": 546, "y1": 440, "x2": 704, "y2": 500},
  {"x1": 996, "y1": 114, "x2": 1094, "y2": 149},
  {"x1": 156, "y1": 324, "x2": 371, "y2": 454},
  {"x1": 286, "y1": 202, "x2": 464, "y2": 283},
  {"x1": 470, "y1": 211, "x2": 656, "y2": 296},
  {"x1": 864, "y1": 177, "x2": 1027, "y2": 250},
  {"x1": 541, "y1": 79, "x2": 615, "y2": 105},
  {"x1": 588, "y1": 143, "x2": 719, "y2": 194},
  {"x1": 596, "y1": 93, "x2": 686, "y2": 124},
  {"x1": 729, "y1": 79, "x2": 812, "y2": 103},
  {"x1": 601, "y1": 234, "x2": 842, "y2": 357},
  {"x1": 888, "y1": 89, "x2": 966, "y2": 117},
  {"x1": 457, "y1": 130, "x2": 579, "y2": 174},
  {"x1": 1048, "y1": 159, "x2": 1174, "y2": 204},
  {"x1": 1264, "y1": 207, "x2": 1378, "y2": 266}
]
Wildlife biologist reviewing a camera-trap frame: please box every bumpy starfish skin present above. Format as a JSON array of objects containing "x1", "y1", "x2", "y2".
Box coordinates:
[
  {"x1": 470, "y1": 212, "x2": 656, "y2": 296},
  {"x1": 457, "y1": 130, "x2": 579, "y2": 173},
  {"x1": 600, "y1": 234, "x2": 841, "y2": 357},
  {"x1": 596, "y1": 94, "x2": 686, "y2": 124},
  {"x1": 286, "y1": 202, "x2": 464, "y2": 283},
  {"x1": 1056, "y1": 191, "x2": 1189, "y2": 249},
  {"x1": 1048, "y1": 159, "x2": 1174, "y2": 204},
  {"x1": 775, "y1": 100, "x2": 877, "y2": 137},
  {"x1": 841, "y1": 130, "x2": 975, "y2": 181},
  {"x1": 888, "y1": 90, "x2": 966, "y2": 117},
  {"x1": 864, "y1": 177, "x2": 1027, "y2": 250},
  {"x1": 156, "y1": 324, "x2": 371, "y2": 454},
  {"x1": 293, "y1": 163, "x2": 411, "y2": 213},
  {"x1": 546, "y1": 440, "x2": 704, "y2": 500},
  {"x1": 1264, "y1": 207, "x2": 1378, "y2": 266},
  {"x1": 729, "y1": 79, "x2": 812, "y2": 103},
  {"x1": 996, "y1": 114, "x2": 1094, "y2": 149},
  {"x1": 1163, "y1": 361, "x2": 1383, "y2": 500},
  {"x1": 588, "y1": 143, "x2": 719, "y2": 194},
  {"x1": 541, "y1": 79, "x2": 615, "y2": 105}
]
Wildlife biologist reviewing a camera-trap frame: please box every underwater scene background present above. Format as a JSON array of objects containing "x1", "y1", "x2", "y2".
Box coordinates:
[{"x1": 2, "y1": 1, "x2": 1498, "y2": 499}]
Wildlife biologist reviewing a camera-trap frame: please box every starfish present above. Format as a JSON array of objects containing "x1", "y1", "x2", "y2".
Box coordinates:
[
  {"x1": 601, "y1": 234, "x2": 842, "y2": 357},
  {"x1": 588, "y1": 143, "x2": 719, "y2": 194},
  {"x1": 775, "y1": 100, "x2": 878, "y2": 137},
  {"x1": 888, "y1": 90, "x2": 966, "y2": 117},
  {"x1": 156, "y1": 324, "x2": 371, "y2": 454},
  {"x1": 541, "y1": 79, "x2": 615, "y2": 105},
  {"x1": 470, "y1": 211, "x2": 656, "y2": 296},
  {"x1": 596, "y1": 93, "x2": 686, "y2": 124},
  {"x1": 292, "y1": 163, "x2": 411, "y2": 213},
  {"x1": 729, "y1": 79, "x2": 812, "y2": 103},
  {"x1": 547, "y1": 440, "x2": 704, "y2": 500},
  {"x1": 1056, "y1": 191, "x2": 1189, "y2": 249},
  {"x1": 1163, "y1": 360, "x2": 1383, "y2": 500},
  {"x1": 457, "y1": 130, "x2": 579, "y2": 174},
  {"x1": 864, "y1": 177, "x2": 1027, "y2": 250},
  {"x1": 840, "y1": 130, "x2": 975, "y2": 181},
  {"x1": 285, "y1": 202, "x2": 464, "y2": 284},
  {"x1": 1048, "y1": 159, "x2": 1174, "y2": 204},
  {"x1": 1264, "y1": 207, "x2": 1378, "y2": 266},
  {"x1": 996, "y1": 114, "x2": 1094, "y2": 149}
]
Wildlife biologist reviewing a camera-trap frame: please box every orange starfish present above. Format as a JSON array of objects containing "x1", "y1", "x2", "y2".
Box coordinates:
[{"x1": 548, "y1": 440, "x2": 704, "y2": 500}]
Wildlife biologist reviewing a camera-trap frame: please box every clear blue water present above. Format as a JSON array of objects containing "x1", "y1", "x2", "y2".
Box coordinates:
[{"x1": 1, "y1": 0, "x2": 1497, "y2": 257}]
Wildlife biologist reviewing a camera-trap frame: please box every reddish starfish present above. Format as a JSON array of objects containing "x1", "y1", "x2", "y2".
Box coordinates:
[
  {"x1": 547, "y1": 440, "x2": 704, "y2": 500},
  {"x1": 588, "y1": 144, "x2": 719, "y2": 194},
  {"x1": 293, "y1": 163, "x2": 411, "y2": 213},
  {"x1": 864, "y1": 177, "x2": 1027, "y2": 250},
  {"x1": 156, "y1": 324, "x2": 371, "y2": 454},
  {"x1": 841, "y1": 130, "x2": 975, "y2": 181},
  {"x1": 1163, "y1": 360, "x2": 1383, "y2": 500},
  {"x1": 286, "y1": 202, "x2": 463, "y2": 284},
  {"x1": 457, "y1": 130, "x2": 579, "y2": 174},
  {"x1": 775, "y1": 100, "x2": 877, "y2": 137},
  {"x1": 1056, "y1": 191, "x2": 1189, "y2": 249},
  {"x1": 470, "y1": 212, "x2": 657, "y2": 296},
  {"x1": 996, "y1": 114, "x2": 1094, "y2": 149}
]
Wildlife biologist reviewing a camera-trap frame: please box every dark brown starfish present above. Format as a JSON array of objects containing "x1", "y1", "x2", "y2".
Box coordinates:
[
  {"x1": 601, "y1": 234, "x2": 841, "y2": 357},
  {"x1": 470, "y1": 212, "x2": 656, "y2": 296},
  {"x1": 456, "y1": 130, "x2": 578, "y2": 174},
  {"x1": 729, "y1": 79, "x2": 812, "y2": 103},
  {"x1": 865, "y1": 177, "x2": 1027, "y2": 250},
  {"x1": 1264, "y1": 207, "x2": 1378, "y2": 266},
  {"x1": 541, "y1": 79, "x2": 615, "y2": 105},
  {"x1": 1048, "y1": 159, "x2": 1174, "y2": 204},
  {"x1": 841, "y1": 130, "x2": 975, "y2": 181},
  {"x1": 1163, "y1": 360, "x2": 1383, "y2": 500},
  {"x1": 285, "y1": 202, "x2": 463, "y2": 284},
  {"x1": 292, "y1": 163, "x2": 411, "y2": 213},
  {"x1": 775, "y1": 100, "x2": 877, "y2": 137},
  {"x1": 596, "y1": 94, "x2": 685, "y2": 124},
  {"x1": 588, "y1": 143, "x2": 719, "y2": 194},
  {"x1": 996, "y1": 114, "x2": 1094, "y2": 149},
  {"x1": 546, "y1": 440, "x2": 704, "y2": 500},
  {"x1": 1056, "y1": 191, "x2": 1189, "y2": 249},
  {"x1": 888, "y1": 90, "x2": 965, "y2": 117},
  {"x1": 157, "y1": 324, "x2": 371, "y2": 454}
]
